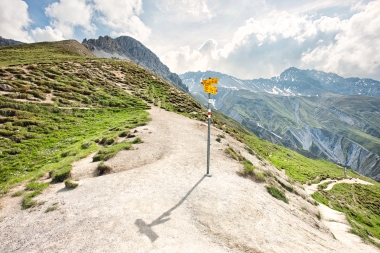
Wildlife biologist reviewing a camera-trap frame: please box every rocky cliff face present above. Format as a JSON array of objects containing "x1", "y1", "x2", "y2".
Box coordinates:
[
  {"x1": 180, "y1": 70, "x2": 380, "y2": 181},
  {"x1": 0, "y1": 36, "x2": 24, "y2": 46},
  {"x1": 82, "y1": 36, "x2": 188, "y2": 92}
]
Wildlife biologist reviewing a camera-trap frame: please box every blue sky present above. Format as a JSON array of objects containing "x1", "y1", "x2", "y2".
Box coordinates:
[{"x1": 1, "y1": 0, "x2": 380, "y2": 81}]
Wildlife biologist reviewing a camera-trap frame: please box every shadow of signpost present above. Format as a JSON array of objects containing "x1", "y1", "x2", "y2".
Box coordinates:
[{"x1": 135, "y1": 175, "x2": 206, "y2": 242}]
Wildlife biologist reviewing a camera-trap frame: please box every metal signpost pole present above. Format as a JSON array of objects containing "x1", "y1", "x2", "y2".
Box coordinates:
[{"x1": 206, "y1": 92, "x2": 211, "y2": 176}]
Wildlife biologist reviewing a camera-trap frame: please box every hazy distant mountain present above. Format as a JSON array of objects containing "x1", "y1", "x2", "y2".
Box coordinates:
[
  {"x1": 82, "y1": 36, "x2": 188, "y2": 92},
  {"x1": 181, "y1": 69, "x2": 380, "y2": 181},
  {"x1": 0, "y1": 36, "x2": 24, "y2": 46},
  {"x1": 181, "y1": 68, "x2": 380, "y2": 98}
]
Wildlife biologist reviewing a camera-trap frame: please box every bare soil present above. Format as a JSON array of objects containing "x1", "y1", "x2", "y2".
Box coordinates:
[{"x1": 0, "y1": 106, "x2": 378, "y2": 253}]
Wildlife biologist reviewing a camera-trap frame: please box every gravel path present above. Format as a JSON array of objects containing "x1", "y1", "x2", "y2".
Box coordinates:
[{"x1": 0, "y1": 107, "x2": 379, "y2": 253}]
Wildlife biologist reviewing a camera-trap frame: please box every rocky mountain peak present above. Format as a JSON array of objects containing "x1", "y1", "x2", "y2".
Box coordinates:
[{"x1": 82, "y1": 36, "x2": 188, "y2": 92}]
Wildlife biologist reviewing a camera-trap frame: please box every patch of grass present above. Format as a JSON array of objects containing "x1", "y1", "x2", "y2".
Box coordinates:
[
  {"x1": 311, "y1": 191, "x2": 329, "y2": 206},
  {"x1": 25, "y1": 181, "x2": 49, "y2": 191},
  {"x1": 225, "y1": 147, "x2": 244, "y2": 161},
  {"x1": 81, "y1": 142, "x2": 92, "y2": 149},
  {"x1": 22, "y1": 191, "x2": 41, "y2": 209},
  {"x1": 96, "y1": 162, "x2": 113, "y2": 176},
  {"x1": 266, "y1": 185, "x2": 289, "y2": 204},
  {"x1": 11, "y1": 190, "x2": 24, "y2": 197},
  {"x1": 276, "y1": 178, "x2": 293, "y2": 192},
  {"x1": 93, "y1": 141, "x2": 132, "y2": 161},
  {"x1": 132, "y1": 137, "x2": 143, "y2": 144},
  {"x1": 245, "y1": 146, "x2": 254, "y2": 155},
  {"x1": 313, "y1": 183, "x2": 380, "y2": 244},
  {"x1": 45, "y1": 204, "x2": 59, "y2": 213},
  {"x1": 318, "y1": 181, "x2": 332, "y2": 190},
  {"x1": 64, "y1": 179, "x2": 78, "y2": 189},
  {"x1": 51, "y1": 166, "x2": 71, "y2": 183},
  {"x1": 243, "y1": 135, "x2": 368, "y2": 184}
]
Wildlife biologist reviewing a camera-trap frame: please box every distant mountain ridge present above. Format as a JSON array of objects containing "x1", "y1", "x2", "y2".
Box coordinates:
[
  {"x1": 180, "y1": 69, "x2": 380, "y2": 181},
  {"x1": 82, "y1": 36, "x2": 188, "y2": 92},
  {"x1": 0, "y1": 36, "x2": 24, "y2": 46},
  {"x1": 182, "y1": 68, "x2": 380, "y2": 97}
]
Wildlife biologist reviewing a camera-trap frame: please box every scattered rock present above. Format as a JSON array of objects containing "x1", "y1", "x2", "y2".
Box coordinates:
[{"x1": 0, "y1": 83, "x2": 13, "y2": 91}]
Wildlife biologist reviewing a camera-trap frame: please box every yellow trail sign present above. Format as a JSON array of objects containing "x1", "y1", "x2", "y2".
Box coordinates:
[
  {"x1": 201, "y1": 77, "x2": 218, "y2": 86},
  {"x1": 204, "y1": 84, "x2": 217, "y2": 94},
  {"x1": 202, "y1": 77, "x2": 218, "y2": 94}
]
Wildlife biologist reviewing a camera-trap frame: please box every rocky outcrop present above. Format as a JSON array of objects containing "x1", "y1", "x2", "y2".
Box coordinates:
[{"x1": 82, "y1": 36, "x2": 188, "y2": 92}]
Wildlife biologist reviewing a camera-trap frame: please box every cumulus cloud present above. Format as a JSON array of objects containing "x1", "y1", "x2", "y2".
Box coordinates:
[
  {"x1": 92, "y1": 0, "x2": 151, "y2": 41},
  {"x1": 301, "y1": 0, "x2": 380, "y2": 79},
  {"x1": 0, "y1": 0, "x2": 33, "y2": 42},
  {"x1": 163, "y1": 0, "x2": 380, "y2": 80},
  {"x1": 181, "y1": 0, "x2": 214, "y2": 20},
  {"x1": 31, "y1": 0, "x2": 95, "y2": 41}
]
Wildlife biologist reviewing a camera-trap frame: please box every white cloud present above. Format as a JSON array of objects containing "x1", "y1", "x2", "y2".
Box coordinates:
[
  {"x1": 301, "y1": 0, "x2": 380, "y2": 78},
  {"x1": 181, "y1": 0, "x2": 214, "y2": 20},
  {"x1": 31, "y1": 0, "x2": 95, "y2": 41},
  {"x1": 93, "y1": 0, "x2": 151, "y2": 41},
  {"x1": 0, "y1": 0, "x2": 33, "y2": 42},
  {"x1": 30, "y1": 26, "x2": 65, "y2": 41},
  {"x1": 162, "y1": 0, "x2": 380, "y2": 80}
]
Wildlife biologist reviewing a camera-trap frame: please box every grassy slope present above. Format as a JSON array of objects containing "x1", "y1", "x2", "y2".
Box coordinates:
[
  {"x1": 213, "y1": 105, "x2": 380, "y2": 247},
  {"x1": 1, "y1": 41, "x2": 380, "y2": 247},
  {"x1": 0, "y1": 42, "x2": 204, "y2": 194}
]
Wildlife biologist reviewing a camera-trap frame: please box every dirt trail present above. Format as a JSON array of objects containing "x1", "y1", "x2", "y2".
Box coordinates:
[
  {"x1": 0, "y1": 107, "x2": 379, "y2": 253},
  {"x1": 304, "y1": 178, "x2": 375, "y2": 251}
]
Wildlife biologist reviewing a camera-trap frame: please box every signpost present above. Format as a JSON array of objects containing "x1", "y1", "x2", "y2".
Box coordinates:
[{"x1": 201, "y1": 77, "x2": 218, "y2": 176}]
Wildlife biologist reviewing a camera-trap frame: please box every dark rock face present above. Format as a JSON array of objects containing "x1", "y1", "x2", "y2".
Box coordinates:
[
  {"x1": 82, "y1": 36, "x2": 188, "y2": 92},
  {"x1": 0, "y1": 36, "x2": 24, "y2": 46}
]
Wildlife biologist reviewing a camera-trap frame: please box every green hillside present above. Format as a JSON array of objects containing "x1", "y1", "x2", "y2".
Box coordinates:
[
  {"x1": 0, "y1": 41, "x2": 380, "y2": 247},
  {"x1": 0, "y1": 41, "x2": 204, "y2": 194}
]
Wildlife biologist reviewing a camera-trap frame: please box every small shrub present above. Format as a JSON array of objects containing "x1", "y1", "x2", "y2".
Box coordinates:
[
  {"x1": 253, "y1": 170, "x2": 266, "y2": 182},
  {"x1": 266, "y1": 185, "x2": 289, "y2": 204},
  {"x1": 316, "y1": 211, "x2": 322, "y2": 220},
  {"x1": 307, "y1": 198, "x2": 319, "y2": 206},
  {"x1": 22, "y1": 191, "x2": 40, "y2": 209},
  {"x1": 276, "y1": 178, "x2": 293, "y2": 192},
  {"x1": 45, "y1": 204, "x2": 58, "y2": 213},
  {"x1": 81, "y1": 142, "x2": 92, "y2": 149},
  {"x1": 51, "y1": 166, "x2": 71, "y2": 183},
  {"x1": 99, "y1": 137, "x2": 108, "y2": 145},
  {"x1": 132, "y1": 137, "x2": 143, "y2": 144},
  {"x1": 64, "y1": 179, "x2": 78, "y2": 189},
  {"x1": 61, "y1": 150, "x2": 76, "y2": 157},
  {"x1": 216, "y1": 137, "x2": 221, "y2": 142},
  {"x1": 245, "y1": 146, "x2": 254, "y2": 155},
  {"x1": 225, "y1": 147, "x2": 243, "y2": 161},
  {"x1": 105, "y1": 138, "x2": 115, "y2": 145},
  {"x1": 11, "y1": 190, "x2": 24, "y2": 197},
  {"x1": 97, "y1": 162, "x2": 113, "y2": 176},
  {"x1": 119, "y1": 131, "x2": 129, "y2": 137}
]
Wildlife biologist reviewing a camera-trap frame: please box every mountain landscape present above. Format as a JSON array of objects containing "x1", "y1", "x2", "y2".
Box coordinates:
[
  {"x1": 82, "y1": 36, "x2": 189, "y2": 93},
  {"x1": 180, "y1": 70, "x2": 380, "y2": 182},
  {"x1": 0, "y1": 39, "x2": 380, "y2": 252}
]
